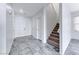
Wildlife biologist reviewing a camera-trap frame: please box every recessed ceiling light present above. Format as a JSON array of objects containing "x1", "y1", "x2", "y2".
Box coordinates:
[{"x1": 19, "y1": 9, "x2": 23, "y2": 13}]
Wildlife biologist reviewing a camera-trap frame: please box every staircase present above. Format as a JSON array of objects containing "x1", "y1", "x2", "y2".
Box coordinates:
[{"x1": 47, "y1": 23, "x2": 59, "y2": 52}]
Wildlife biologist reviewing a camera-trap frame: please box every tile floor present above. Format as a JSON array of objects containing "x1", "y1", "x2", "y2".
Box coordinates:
[
  {"x1": 65, "y1": 39, "x2": 79, "y2": 55},
  {"x1": 9, "y1": 35, "x2": 59, "y2": 55}
]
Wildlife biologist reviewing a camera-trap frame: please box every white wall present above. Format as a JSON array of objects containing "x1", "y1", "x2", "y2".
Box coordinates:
[
  {"x1": 31, "y1": 9, "x2": 44, "y2": 41},
  {"x1": 14, "y1": 14, "x2": 31, "y2": 37},
  {"x1": 53, "y1": 3, "x2": 59, "y2": 15},
  {"x1": 71, "y1": 17, "x2": 79, "y2": 40},
  {"x1": 0, "y1": 4, "x2": 6, "y2": 54},
  {"x1": 71, "y1": 12, "x2": 79, "y2": 40},
  {"x1": 62, "y1": 4, "x2": 71, "y2": 54},
  {"x1": 72, "y1": 31, "x2": 79, "y2": 40},
  {"x1": 6, "y1": 5, "x2": 32, "y2": 54},
  {"x1": 31, "y1": 17, "x2": 38, "y2": 39},
  {"x1": 6, "y1": 7, "x2": 14, "y2": 54},
  {"x1": 0, "y1": 4, "x2": 14, "y2": 54},
  {"x1": 45, "y1": 4, "x2": 58, "y2": 43},
  {"x1": 32, "y1": 4, "x2": 59, "y2": 43}
]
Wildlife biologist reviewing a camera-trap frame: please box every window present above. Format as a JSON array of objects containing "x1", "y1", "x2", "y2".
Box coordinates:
[{"x1": 73, "y1": 16, "x2": 79, "y2": 31}]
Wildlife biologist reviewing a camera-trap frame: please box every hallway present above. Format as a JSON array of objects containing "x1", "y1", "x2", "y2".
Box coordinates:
[{"x1": 9, "y1": 35, "x2": 59, "y2": 55}]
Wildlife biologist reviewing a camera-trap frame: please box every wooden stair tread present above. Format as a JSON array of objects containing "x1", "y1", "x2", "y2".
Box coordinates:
[
  {"x1": 47, "y1": 39, "x2": 59, "y2": 48},
  {"x1": 52, "y1": 31, "x2": 59, "y2": 35},
  {"x1": 53, "y1": 23, "x2": 59, "y2": 32},
  {"x1": 47, "y1": 23, "x2": 59, "y2": 49},
  {"x1": 49, "y1": 36, "x2": 59, "y2": 43},
  {"x1": 49, "y1": 36, "x2": 59, "y2": 40},
  {"x1": 50, "y1": 33, "x2": 59, "y2": 38}
]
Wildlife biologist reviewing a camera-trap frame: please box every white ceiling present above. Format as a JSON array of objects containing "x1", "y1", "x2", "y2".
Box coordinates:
[
  {"x1": 68, "y1": 3, "x2": 79, "y2": 13},
  {"x1": 8, "y1": 3, "x2": 49, "y2": 17}
]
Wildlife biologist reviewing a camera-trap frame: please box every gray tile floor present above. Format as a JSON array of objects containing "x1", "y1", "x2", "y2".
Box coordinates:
[
  {"x1": 9, "y1": 35, "x2": 59, "y2": 55},
  {"x1": 65, "y1": 39, "x2": 79, "y2": 55}
]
